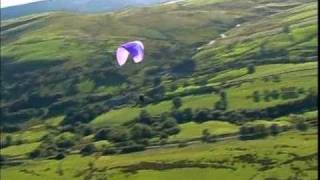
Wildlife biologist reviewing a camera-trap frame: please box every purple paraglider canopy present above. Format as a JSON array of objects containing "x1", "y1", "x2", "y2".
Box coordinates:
[{"x1": 116, "y1": 41, "x2": 144, "y2": 66}]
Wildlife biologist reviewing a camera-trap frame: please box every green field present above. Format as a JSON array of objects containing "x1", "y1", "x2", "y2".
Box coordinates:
[
  {"x1": 1, "y1": 142, "x2": 41, "y2": 157},
  {"x1": 170, "y1": 121, "x2": 239, "y2": 141}
]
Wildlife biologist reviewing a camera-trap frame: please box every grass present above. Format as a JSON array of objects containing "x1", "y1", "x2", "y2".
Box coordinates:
[
  {"x1": 94, "y1": 140, "x2": 111, "y2": 150},
  {"x1": 208, "y1": 62, "x2": 316, "y2": 83},
  {"x1": 112, "y1": 168, "x2": 255, "y2": 180},
  {"x1": 1, "y1": 142, "x2": 41, "y2": 157},
  {"x1": 170, "y1": 121, "x2": 239, "y2": 141},
  {"x1": 90, "y1": 101, "x2": 173, "y2": 126},
  {"x1": 2, "y1": 130, "x2": 47, "y2": 144},
  {"x1": 45, "y1": 116, "x2": 64, "y2": 127},
  {"x1": 90, "y1": 107, "x2": 141, "y2": 126},
  {"x1": 244, "y1": 120, "x2": 292, "y2": 127}
]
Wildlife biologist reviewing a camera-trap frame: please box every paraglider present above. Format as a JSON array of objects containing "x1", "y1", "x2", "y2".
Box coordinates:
[{"x1": 116, "y1": 41, "x2": 144, "y2": 66}]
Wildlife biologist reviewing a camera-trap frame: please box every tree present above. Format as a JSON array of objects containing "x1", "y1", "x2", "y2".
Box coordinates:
[
  {"x1": 55, "y1": 137, "x2": 74, "y2": 148},
  {"x1": 215, "y1": 91, "x2": 228, "y2": 110},
  {"x1": 296, "y1": 121, "x2": 308, "y2": 131},
  {"x1": 263, "y1": 90, "x2": 271, "y2": 102},
  {"x1": 214, "y1": 100, "x2": 227, "y2": 110},
  {"x1": 103, "y1": 147, "x2": 118, "y2": 155},
  {"x1": 269, "y1": 124, "x2": 281, "y2": 136},
  {"x1": 240, "y1": 126, "x2": 255, "y2": 135},
  {"x1": 55, "y1": 153, "x2": 66, "y2": 160},
  {"x1": 194, "y1": 109, "x2": 211, "y2": 122},
  {"x1": 81, "y1": 144, "x2": 96, "y2": 155},
  {"x1": 153, "y1": 77, "x2": 161, "y2": 86},
  {"x1": 270, "y1": 90, "x2": 280, "y2": 100},
  {"x1": 164, "y1": 127, "x2": 180, "y2": 135},
  {"x1": 170, "y1": 83, "x2": 178, "y2": 91},
  {"x1": 139, "y1": 110, "x2": 153, "y2": 124},
  {"x1": 130, "y1": 124, "x2": 153, "y2": 140},
  {"x1": 220, "y1": 91, "x2": 227, "y2": 100},
  {"x1": 29, "y1": 149, "x2": 41, "y2": 159},
  {"x1": 247, "y1": 64, "x2": 256, "y2": 74},
  {"x1": 282, "y1": 24, "x2": 290, "y2": 33},
  {"x1": 182, "y1": 108, "x2": 193, "y2": 121},
  {"x1": 252, "y1": 91, "x2": 260, "y2": 102},
  {"x1": 0, "y1": 155, "x2": 7, "y2": 162},
  {"x1": 120, "y1": 143, "x2": 145, "y2": 154},
  {"x1": 83, "y1": 126, "x2": 93, "y2": 136},
  {"x1": 4, "y1": 135, "x2": 12, "y2": 147},
  {"x1": 172, "y1": 97, "x2": 182, "y2": 109},
  {"x1": 108, "y1": 129, "x2": 129, "y2": 142},
  {"x1": 95, "y1": 128, "x2": 111, "y2": 141},
  {"x1": 254, "y1": 124, "x2": 269, "y2": 138},
  {"x1": 56, "y1": 163, "x2": 64, "y2": 176},
  {"x1": 201, "y1": 129, "x2": 211, "y2": 142},
  {"x1": 171, "y1": 110, "x2": 184, "y2": 123},
  {"x1": 161, "y1": 118, "x2": 178, "y2": 129},
  {"x1": 159, "y1": 132, "x2": 169, "y2": 140},
  {"x1": 139, "y1": 94, "x2": 145, "y2": 103}
]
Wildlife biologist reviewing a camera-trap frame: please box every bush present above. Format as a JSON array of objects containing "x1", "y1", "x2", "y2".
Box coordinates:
[{"x1": 81, "y1": 144, "x2": 96, "y2": 155}]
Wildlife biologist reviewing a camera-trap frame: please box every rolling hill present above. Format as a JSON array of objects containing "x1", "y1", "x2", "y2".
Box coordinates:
[
  {"x1": 1, "y1": 0, "x2": 169, "y2": 20},
  {"x1": 0, "y1": 0, "x2": 318, "y2": 179}
]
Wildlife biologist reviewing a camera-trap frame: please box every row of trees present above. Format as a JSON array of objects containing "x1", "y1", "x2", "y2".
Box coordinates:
[
  {"x1": 252, "y1": 87, "x2": 308, "y2": 102},
  {"x1": 239, "y1": 121, "x2": 309, "y2": 140},
  {"x1": 169, "y1": 90, "x2": 317, "y2": 124}
]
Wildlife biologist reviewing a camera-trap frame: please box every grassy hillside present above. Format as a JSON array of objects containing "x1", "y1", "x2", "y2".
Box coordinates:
[
  {"x1": 2, "y1": 0, "x2": 316, "y2": 119},
  {"x1": 0, "y1": 0, "x2": 318, "y2": 179}
]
